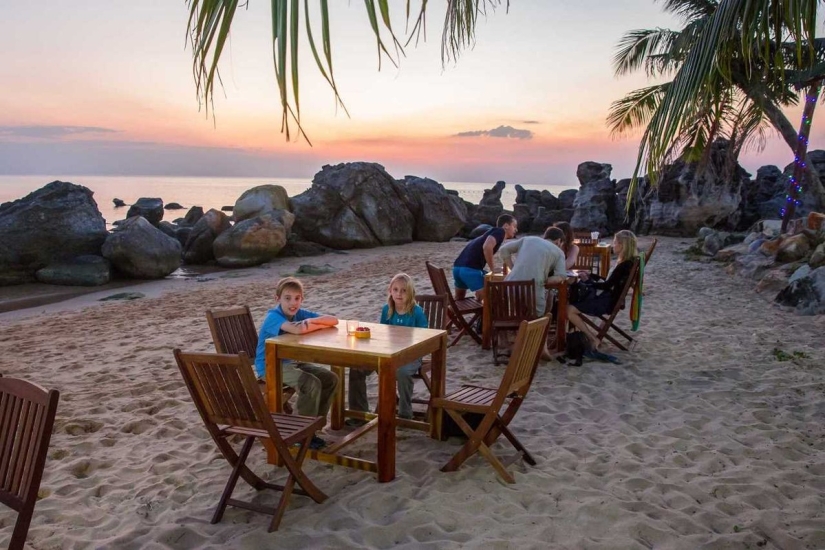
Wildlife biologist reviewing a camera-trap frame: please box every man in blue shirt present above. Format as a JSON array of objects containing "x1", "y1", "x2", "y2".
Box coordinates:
[
  {"x1": 255, "y1": 277, "x2": 339, "y2": 449},
  {"x1": 453, "y1": 214, "x2": 518, "y2": 300}
]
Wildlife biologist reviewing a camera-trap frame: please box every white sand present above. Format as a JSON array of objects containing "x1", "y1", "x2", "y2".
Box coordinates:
[{"x1": 1, "y1": 237, "x2": 824, "y2": 549}]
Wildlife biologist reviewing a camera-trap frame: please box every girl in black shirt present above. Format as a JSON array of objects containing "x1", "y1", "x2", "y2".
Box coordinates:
[{"x1": 567, "y1": 230, "x2": 637, "y2": 350}]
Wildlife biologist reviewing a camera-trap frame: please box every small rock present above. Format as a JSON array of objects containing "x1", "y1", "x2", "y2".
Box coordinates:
[
  {"x1": 221, "y1": 206, "x2": 233, "y2": 212},
  {"x1": 99, "y1": 292, "x2": 145, "y2": 301},
  {"x1": 113, "y1": 198, "x2": 126, "y2": 208},
  {"x1": 165, "y1": 202, "x2": 185, "y2": 210},
  {"x1": 295, "y1": 264, "x2": 336, "y2": 276}
]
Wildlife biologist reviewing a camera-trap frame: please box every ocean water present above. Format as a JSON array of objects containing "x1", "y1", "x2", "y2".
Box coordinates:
[{"x1": 0, "y1": 175, "x2": 575, "y2": 226}]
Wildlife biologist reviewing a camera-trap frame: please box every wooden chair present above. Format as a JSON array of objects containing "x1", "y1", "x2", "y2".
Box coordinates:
[
  {"x1": 487, "y1": 280, "x2": 537, "y2": 365},
  {"x1": 425, "y1": 261, "x2": 483, "y2": 346},
  {"x1": 206, "y1": 307, "x2": 296, "y2": 414},
  {"x1": 573, "y1": 232, "x2": 597, "y2": 245},
  {"x1": 0, "y1": 375, "x2": 60, "y2": 550},
  {"x1": 579, "y1": 257, "x2": 640, "y2": 351},
  {"x1": 572, "y1": 243, "x2": 599, "y2": 275},
  {"x1": 173, "y1": 350, "x2": 327, "y2": 531},
  {"x1": 411, "y1": 294, "x2": 449, "y2": 418},
  {"x1": 432, "y1": 317, "x2": 550, "y2": 483}
]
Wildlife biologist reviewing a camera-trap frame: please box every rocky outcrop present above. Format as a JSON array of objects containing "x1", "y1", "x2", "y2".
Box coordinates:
[
  {"x1": 631, "y1": 140, "x2": 748, "y2": 236},
  {"x1": 101, "y1": 216, "x2": 181, "y2": 279},
  {"x1": 35, "y1": 255, "x2": 112, "y2": 286},
  {"x1": 775, "y1": 265, "x2": 825, "y2": 315},
  {"x1": 512, "y1": 184, "x2": 571, "y2": 234},
  {"x1": 127, "y1": 197, "x2": 164, "y2": 226},
  {"x1": 233, "y1": 185, "x2": 290, "y2": 223},
  {"x1": 183, "y1": 209, "x2": 231, "y2": 265},
  {"x1": 399, "y1": 176, "x2": 467, "y2": 241},
  {"x1": 739, "y1": 166, "x2": 784, "y2": 228},
  {"x1": 571, "y1": 162, "x2": 622, "y2": 235},
  {"x1": 0, "y1": 181, "x2": 108, "y2": 285},
  {"x1": 214, "y1": 210, "x2": 295, "y2": 267},
  {"x1": 291, "y1": 162, "x2": 414, "y2": 249}
]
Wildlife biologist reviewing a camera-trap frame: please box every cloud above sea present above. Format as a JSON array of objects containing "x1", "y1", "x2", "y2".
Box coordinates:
[
  {"x1": 454, "y1": 125, "x2": 533, "y2": 140},
  {"x1": 0, "y1": 125, "x2": 118, "y2": 140}
]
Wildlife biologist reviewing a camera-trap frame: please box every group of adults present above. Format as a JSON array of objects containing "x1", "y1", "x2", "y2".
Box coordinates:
[{"x1": 452, "y1": 214, "x2": 638, "y2": 351}]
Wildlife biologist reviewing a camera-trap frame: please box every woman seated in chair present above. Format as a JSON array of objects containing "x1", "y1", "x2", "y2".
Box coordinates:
[
  {"x1": 553, "y1": 221, "x2": 579, "y2": 269},
  {"x1": 567, "y1": 230, "x2": 637, "y2": 349}
]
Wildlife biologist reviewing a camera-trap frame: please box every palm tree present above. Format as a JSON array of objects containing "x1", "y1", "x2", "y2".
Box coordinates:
[
  {"x1": 185, "y1": 0, "x2": 508, "y2": 142},
  {"x1": 609, "y1": 0, "x2": 825, "y2": 212},
  {"x1": 619, "y1": 0, "x2": 824, "y2": 217}
]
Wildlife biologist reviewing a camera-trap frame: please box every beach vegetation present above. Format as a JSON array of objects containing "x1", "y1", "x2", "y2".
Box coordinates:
[
  {"x1": 185, "y1": 0, "x2": 507, "y2": 142},
  {"x1": 609, "y1": 0, "x2": 824, "y2": 209}
]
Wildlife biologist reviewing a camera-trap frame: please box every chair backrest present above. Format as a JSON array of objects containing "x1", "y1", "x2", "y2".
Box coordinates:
[
  {"x1": 499, "y1": 317, "x2": 550, "y2": 400},
  {"x1": 611, "y1": 257, "x2": 641, "y2": 314},
  {"x1": 173, "y1": 350, "x2": 284, "y2": 440},
  {"x1": 415, "y1": 294, "x2": 449, "y2": 329},
  {"x1": 425, "y1": 262, "x2": 465, "y2": 314},
  {"x1": 573, "y1": 232, "x2": 597, "y2": 245},
  {"x1": 572, "y1": 244, "x2": 598, "y2": 273},
  {"x1": 0, "y1": 376, "x2": 59, "y2": 550},
  {"x1": 488, "y1": 280, "x2": 536, "y2": 323},
  {"x1": 206, "y1": 306, "x2": 258, "y2": 357}
]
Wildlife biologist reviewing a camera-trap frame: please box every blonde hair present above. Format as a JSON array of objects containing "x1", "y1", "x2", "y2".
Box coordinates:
[
  {"x1": 387, "y1": 273, "x2": 416, "y2": 316},
  {"x1": 275, "y1": 277, "x2": 304, "y2": 298},
  {"x1": 614, "y1": 230, "x2": 637, "y2": 262}
]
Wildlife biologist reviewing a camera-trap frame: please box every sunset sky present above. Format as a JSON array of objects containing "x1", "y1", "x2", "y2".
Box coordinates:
[{"x1": 0, "y1": 1, "x2": 818, "y2": 185}]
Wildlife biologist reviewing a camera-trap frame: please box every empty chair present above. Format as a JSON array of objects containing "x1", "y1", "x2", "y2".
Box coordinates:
[
  {"x1": 425, "y1": 261, "x2": 483, "y2": 346},
  {"x1": 0, "y1": 375, "x2": 60, "y2": 550},
  {"x1": 206, "y1": 307, "x2": 296, "y2": 413},
  {"x1": 173, "y1": 350, "x2": 327, "y2": 531},
  {"x1": 487, "y1": 280, "x2": 537, "y2": 365},
  {"x1": 432, "y1": 317, "x2": 550, "y2": 483}
]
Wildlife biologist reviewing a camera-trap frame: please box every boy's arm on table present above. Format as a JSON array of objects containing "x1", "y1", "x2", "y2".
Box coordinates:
[{"x1": 279, "y1": 316, "x2": 338, "y2": 334}]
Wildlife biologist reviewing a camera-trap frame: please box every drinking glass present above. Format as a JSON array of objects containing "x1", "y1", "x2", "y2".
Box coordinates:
[
  {"x1": 591, "y1": 231, "x2": 600, "y2": 241},
  {"x1": 346, "y1": 320, "x2": 360, "y2": 335}
]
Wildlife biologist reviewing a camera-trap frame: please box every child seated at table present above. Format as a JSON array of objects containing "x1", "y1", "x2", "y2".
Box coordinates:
[
  {"x1": 255, "y1": 277, "x2": 339, "y2": 449},
  {"x1": 348, "y1": 273, "x2": 429, "y2": 420}
]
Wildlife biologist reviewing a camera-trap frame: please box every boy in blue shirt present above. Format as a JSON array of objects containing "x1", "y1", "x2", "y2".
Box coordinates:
[{"x1": 255, "y1": 277, "x2": 339, "y2": 449}]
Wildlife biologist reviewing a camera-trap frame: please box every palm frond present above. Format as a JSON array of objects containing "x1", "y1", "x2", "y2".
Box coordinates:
[{"x1": 607, "y1": 84, "x2": 670, "y2": 136}]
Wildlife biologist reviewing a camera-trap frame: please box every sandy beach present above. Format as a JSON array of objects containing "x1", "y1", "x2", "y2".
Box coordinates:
[{"x1": 1, "y1": 236, "x2": 824, "y2": 549}]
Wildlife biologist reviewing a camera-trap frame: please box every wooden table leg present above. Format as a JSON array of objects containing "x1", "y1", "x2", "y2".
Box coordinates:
[
  {"x1": 376, "y1": 358, "x2": 396, "y2": 482},
  {"x1": 264, "y1": 342, "x2": 284, "y2": 465},
  {"x1": 600, "y1": 248, "x2": 611, "y2": 279},
  {"x1": 555, "y1": 283, "x2": 568, "y2": 353},
  {"x1": 330, "y1": 365, "x2": 345, "y2": 430},
  {"x1": 482, "y1": 275, "x2": 492, "y2": 350},
  {"x1": 429, "y1": 333, "x2": 447, "y2": 441}
]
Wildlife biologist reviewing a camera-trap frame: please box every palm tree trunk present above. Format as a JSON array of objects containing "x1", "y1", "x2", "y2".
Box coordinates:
[
  {"x1": 761, "y1": 97, "x2": 825, "y2": 205},
  {"x1": 781, "y1": 83, "x2": 822, "y2": 232}
]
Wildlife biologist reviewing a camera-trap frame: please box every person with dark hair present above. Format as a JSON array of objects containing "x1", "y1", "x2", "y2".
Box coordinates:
[
  {"x1": 553, "y1": 221, "x2": 580, "y2": 269},
  {"x1": 453, "y1": 214, "x2": 518, "y2": 300},
  {"x1": 499, "y1": 226, "x2": 567, "y2": 317}
]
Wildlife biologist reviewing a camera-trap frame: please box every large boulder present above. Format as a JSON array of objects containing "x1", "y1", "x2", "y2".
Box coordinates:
[
  {"x1": 183, "y1": 209, "x2": 231, "y2": 265},
  {"x1": 213, "y1": 210, "x2": 295, "y2": 267},
  {"x1": 0, "y1": 181, "x2": 108, "y2": 285},
  {"x1": 399, "y1": 176, "x2": 467, "y2": 241},
  {"x1": 291, "y1": 162, "x2": 414, "y2": 249},
  {"x1": 233, "y1": 185, "x2": 290, "y2": 223},
  {"x1": 101, "y1": 216, "x2": 181, "y2": 279},
  {"x1": 180, "y1": 206, "x2": 204, "y2": 227},
  {"x1": 631, "y1": 140, "x2": 747, "y2": 236},
  {"x1": 35, "y1": 255, "x2": 112, "y2": 286},
  {"x1": 126, "y1": 197, "x2": 164, "y2": 226},
  {"x1": 570, "y1": 162, "x2": 621, "y2": 234},
  {"x1": 739, "y1": 165, "x2": 785, "y2": 228},
  {"x1": 513, "y1": 185, "x2": 562, "y2": 233}
]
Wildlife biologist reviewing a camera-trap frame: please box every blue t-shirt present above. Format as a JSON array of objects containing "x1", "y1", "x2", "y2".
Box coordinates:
[
  {"x1": 380, "y1": 304, "x2": 429, "y2": 329},
  {"x1": 254, "y1": 305, "x2": 320, "y2": 377},
  {"x1": 454, "y1": 227, "x2": 505, "y2": 270}
]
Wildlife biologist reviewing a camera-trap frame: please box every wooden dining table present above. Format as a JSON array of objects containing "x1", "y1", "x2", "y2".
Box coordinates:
[
  {"x1": 480, "y1": 272, "x2": 570, "y2": 355},
  {"x1": 264, "y1": 322, "x2": 447, "y2": 483}
]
